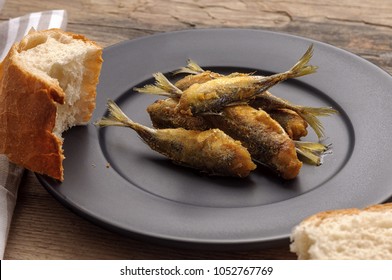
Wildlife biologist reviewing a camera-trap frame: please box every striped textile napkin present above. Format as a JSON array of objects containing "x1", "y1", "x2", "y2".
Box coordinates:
[
  {"x1": 0, "y1": 4, "x2": 68, "y2": 259},
  {"x1": 0, "y1": 9, "x2": 67, "y2": 60}
]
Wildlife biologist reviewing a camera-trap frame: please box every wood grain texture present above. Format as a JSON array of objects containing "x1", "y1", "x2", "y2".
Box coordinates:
[{"x1": 1, "y1": 0, "x2": 392, "y2": 260}]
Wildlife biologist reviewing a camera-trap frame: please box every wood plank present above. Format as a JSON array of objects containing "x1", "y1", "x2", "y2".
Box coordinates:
[{"x1": 2, "y1": 0, "x2": 391, "y2": 73}]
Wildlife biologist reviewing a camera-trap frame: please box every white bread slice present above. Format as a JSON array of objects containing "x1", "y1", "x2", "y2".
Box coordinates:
[
  {"x1": 290, "y1": 203, "x2": 392, "y2": 259},
  {"x1": 0, "y1": 29, "x2": 103, "y2": 181}
]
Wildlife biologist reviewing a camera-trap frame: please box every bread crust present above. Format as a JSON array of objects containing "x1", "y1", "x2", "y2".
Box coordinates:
[
  {"x1": 290, "y1": 202, "x2": 392, "y2": 259},
  {"x1": 301, "y1": 202, "x2": 392, "y2": 225},
  {"x1": 0, "y1": 29, "x2": 102, "y2": 181}
]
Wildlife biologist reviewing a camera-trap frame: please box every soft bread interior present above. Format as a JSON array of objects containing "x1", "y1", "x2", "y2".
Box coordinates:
[
  {"x1": 14, "y1": 32, "x2": 99, "y2": 139},
  {"x1": 290, "y1": 207, "x2": 392, "y2": 260}
]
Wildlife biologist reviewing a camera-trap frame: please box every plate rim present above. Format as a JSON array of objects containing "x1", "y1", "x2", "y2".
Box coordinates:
[{"x1": 37, "y1": 28, "x2": 392, "y2": 250}]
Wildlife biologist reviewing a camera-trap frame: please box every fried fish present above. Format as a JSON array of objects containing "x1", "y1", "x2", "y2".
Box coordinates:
[
  {"x1": 171, "y1": 54, "x2": 337, "y2": 139},
  {"x1": 175, "y1": 45, "x2": 317, "y2": 115},
  {"x1": 267, "y1": 109, "x2": 308, "y2": 140},
  {"x1": 95, "y1": 100, "x2": 256, "y2": 177},
  {"x1": 205, "y1": 105, "x2": 302, "y2": 179}
]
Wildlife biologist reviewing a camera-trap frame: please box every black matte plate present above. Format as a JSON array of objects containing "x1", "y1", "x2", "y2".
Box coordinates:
[{"x1": 37, "y1": 29, "x2": 392, "y2": 250}]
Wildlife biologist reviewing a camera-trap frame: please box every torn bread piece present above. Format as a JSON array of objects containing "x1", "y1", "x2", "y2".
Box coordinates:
[
  {"x1": 0, "y1": 29, "x2": 103, "y2": 181},
  {"x1": 290, "y1": 203, "x2": 392, "y2": 260}
]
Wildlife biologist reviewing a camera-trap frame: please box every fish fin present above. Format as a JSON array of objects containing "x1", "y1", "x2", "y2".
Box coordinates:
[
  {"x1": 133, "y1": 84, "x2": 173, "y2": 97},
  {"x1": 226, "y1": 101, "x2": 249, "y2": 107},
  {"x1": 226, "y1": 72, "x2": 254, "y2": 77},
  {"x1": 297, "y1": 106, "x2": 338, "y2": 139},
  {"x1": 95, "y1": 100, "x2": 157, "y2": 145},
  {"x1": 287, "y1": 44, "x2": 318, "y2": 78},
  {"x1": 302, "y1": 106, "x2": 339, "y2": 117},
  {"x1": 152, "y1": 72, "x2": 183, "y2": 97},
  {"x1": 294, "y1": 141, "x2": 330, "y2": 153},
  {"x1": 173, "y1": 59, "x2": 205, "y2": 75},
  {"x1": 295, "y1": 140, "x2": 330, "y2": 166},
  {"x1": 95, "y1": 99, "x2": 134, "y2": 128},
  {"x1": 296, "y1": 147, "x2": 322, "y2": 166},
  {"x1": 134, "y1": 72, "x2": 183, "y2": 98},
  {"x1": 200, "y1": 111, "x2": 224, "y2": 116},
  {"x1": 94, "y1": 117, "x2": 128, "y2": 127}
]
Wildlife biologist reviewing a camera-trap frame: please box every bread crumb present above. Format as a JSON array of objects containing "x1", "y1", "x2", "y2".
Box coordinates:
[{"x1": 106, "y1": 163, "x2": 111, "y2": 168}]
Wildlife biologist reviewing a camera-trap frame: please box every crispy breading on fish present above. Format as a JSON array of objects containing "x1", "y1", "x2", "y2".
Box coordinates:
[
  {"x1": 205, "y1": 105, "x2": 302, "y2": 180},
  {"x1": 175, "y1": 45, "x2": 317, "y2": 115},
  {"x1": 145, "y1": 95, "x2": 326, "y2": 167},
  {"x1": 147, "y1": 98, "x2": 211, "y2": 130},
  {"x1": 131, "y1": 45, "x2": 334, "y2": 178},
  {"x1": 250, "y1": 91, "x2": 337, "y2": 139},
  {"x1": 173, "y1": 56, "x2": 337, "y2": 139},
  {"x1": 174, "y1": 71, "x2": 222, "y2": 91},
  {"x1": 173, "y1": 60, "x2": 250, "y2": 91},
  {"x1": 139, "y1": 69, "x2": 328, "y2": 168},
  {"x1": 95, "y1": 100, "x2": 256, "y2": 177},
  {"x1": 268, "y1": 109, "x2": 308, "y2": 140}
]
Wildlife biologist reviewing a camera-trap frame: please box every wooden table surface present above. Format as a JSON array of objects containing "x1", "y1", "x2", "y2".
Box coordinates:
[{"x1": 2, "y1": 0, "x2": 392, "y2": 260}]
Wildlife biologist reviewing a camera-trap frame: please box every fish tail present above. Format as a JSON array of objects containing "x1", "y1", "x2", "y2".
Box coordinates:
[
  {"x1": 296, "y1": 147, "x2": 322, "y2": 166},
  {"x1": 134, "y1": 72, "x2": 182, "y2": 98},
  {"x1": 95, "y1": 100, "x2": 157, "y2": 144},
  {"x1": 295, "y1": 140, "x2": 330, "y2": 166},
  {"x1": 95, "y1": 99, "x2": 135, "y2": 128},
  {"x1": 294, "y1": 141, "x2": 329, "y2": 153},
  {"x1": 287, "y1": 44, "x2": 318, "y2": 78},
  {"x1": 153, "y1": 73, "x2": 183, "y2": 96},
  {"x1": 133, "y1": 85, "x2": 173, "y2": 97},
  {"x1": 297, "y1": 106, "x2": 338, "y2": 139},
  {"x1": 173, "y1": 59, "x2": 205, "y2": 75}
]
